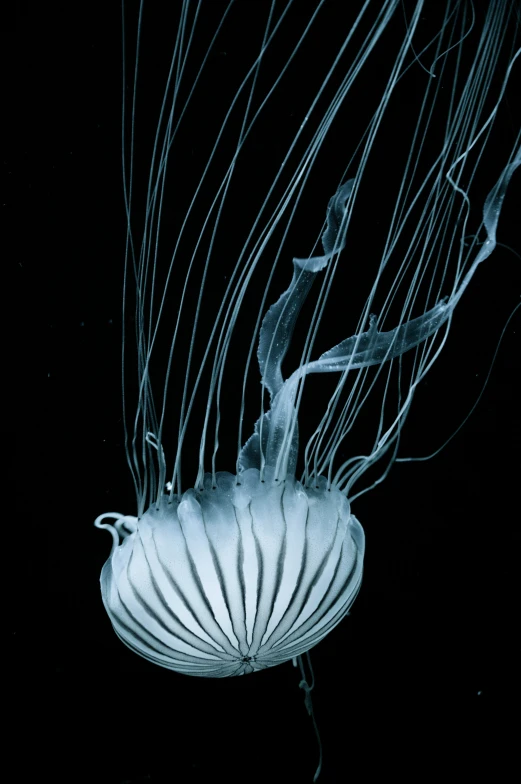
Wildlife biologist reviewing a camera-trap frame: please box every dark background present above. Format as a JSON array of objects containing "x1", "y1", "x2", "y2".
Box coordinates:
[{"x1": 20, "y1": 2, "x2": 520, "y2": 782}]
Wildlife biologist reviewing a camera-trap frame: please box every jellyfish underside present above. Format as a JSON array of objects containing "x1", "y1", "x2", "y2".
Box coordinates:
[{"x1": 96, "y1": 2, "x2": 520, "y2": 680}]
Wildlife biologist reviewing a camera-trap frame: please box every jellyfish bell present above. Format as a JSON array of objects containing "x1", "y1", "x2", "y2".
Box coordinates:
[
  {"x1": 95, "y1": 469, "x2": 364, "y2": 677},
  {"x1": 95, "y1": 0, "x2": 519, "y2": 687}
]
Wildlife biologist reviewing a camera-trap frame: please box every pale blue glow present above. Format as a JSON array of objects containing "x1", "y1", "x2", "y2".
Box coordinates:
[
  {"x1": 95, "y1": 5, "x2": 519, "y2": 779},
  {"x1": 95, "y1": 0, "x2": 519, "y2": 688}
]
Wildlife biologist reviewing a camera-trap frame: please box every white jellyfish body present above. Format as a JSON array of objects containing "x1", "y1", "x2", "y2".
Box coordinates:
[
  {"x1": 96, "y1": 469, "x2": 363, "y2": 676},
  {"x1": 96, "y1": 0, "x2": 520, "y2": 684}
]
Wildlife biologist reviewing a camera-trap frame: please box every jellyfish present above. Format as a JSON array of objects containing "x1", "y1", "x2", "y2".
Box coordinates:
[{"x1": 95, "y1": 1, "x2": 519, "y2": 776}]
